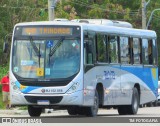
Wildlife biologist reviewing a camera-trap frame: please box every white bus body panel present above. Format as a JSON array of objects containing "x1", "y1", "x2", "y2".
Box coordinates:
[
  {"x1": 10, "y1": 71, "x2": 84, "y2": 105},
  {"x1": 9, "y1": 21, "x2": 157, "y2": 107},
  {"x1": 84, "y1": 65, "x2": 156, "y2": 106}
]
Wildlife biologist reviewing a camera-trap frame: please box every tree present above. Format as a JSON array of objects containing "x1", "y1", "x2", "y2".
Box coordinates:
[
  {"x1": 0, "y1": 0, "x2": 160, "y2": 65},
  {"x1": 0, "y1": 0, "x2": 47, "y2": 64}
]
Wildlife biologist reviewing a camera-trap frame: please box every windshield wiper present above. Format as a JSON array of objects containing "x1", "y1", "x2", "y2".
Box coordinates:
[
  {"x1": 49, "y1": 37, "x2": 65, "y2": 56},
  {"x1": 29, "y1": 37, "x2": 41, "y2": 67},
  {"x1": 29, "y1": 37, "x2": 40, "y2": 57}
]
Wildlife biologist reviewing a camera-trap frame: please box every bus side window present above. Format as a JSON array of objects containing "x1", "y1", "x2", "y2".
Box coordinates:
[
  {"x1": 128, "y1": 38, "x2": 133, "y2": 64},
  {"x1": 97, "y1": 33, "x2": 106, "y2": 63},
  {"x1": 84, "y1": 31, "x2": 96, "y2": 64},
  {"x1": 142, "y1": 39, "x2": 149, "y2": 65},
  {"x1": 86, "y1": 40, "x2": 93, "y2": 64},
  {"x1": 142, "y1": 39, "x2": 153, "y2": 65},
  {"x1": 133, "y1": 38, "x2": 141, "y2": 64},
  {"x1": 152, "y1": 39, "x2": 158, "y2": 65},
  {"x1": 120, "y1": 36, "x2": 129, "y2": 64},
  {"x1": 108, "y1": 35, "x2": 119, "y2": 63},
  {"x1": 148, "y1": 40, "x2": 153, "y2": 65}
]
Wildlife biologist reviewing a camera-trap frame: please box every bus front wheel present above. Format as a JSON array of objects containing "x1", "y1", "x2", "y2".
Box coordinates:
[
  {"x1": 28, "y1": 105, "x2": 42, "y2": 117},
  {"x1": 67, "y1": 107, "x2": 78, "y2": 115},
  {"x1": 85, "y1": 90, "x2": 99, "y2": 117}
]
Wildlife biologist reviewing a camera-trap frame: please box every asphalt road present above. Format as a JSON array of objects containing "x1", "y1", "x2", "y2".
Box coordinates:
[
  {"x1": 1, "y1": 107, "x2": 160, "y2": 125},
  {"x1": 0, "y1": 106, "x2": 160, "y2": 117}
]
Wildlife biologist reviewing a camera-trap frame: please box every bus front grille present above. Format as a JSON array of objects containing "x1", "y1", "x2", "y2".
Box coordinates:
[{"x1": 24, "y1": 96, "x2": 63, "y2": 104}]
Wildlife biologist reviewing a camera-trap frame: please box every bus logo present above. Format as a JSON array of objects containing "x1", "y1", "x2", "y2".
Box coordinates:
[{"x1": 41, "y1": 89, "x2": 45, "y2": 93}]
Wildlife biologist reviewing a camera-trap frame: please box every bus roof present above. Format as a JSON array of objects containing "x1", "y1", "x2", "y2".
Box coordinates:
[
  {"x1": 71, "y1": 19, "x2": 133, "y2": 28},
  {"x1": 15, "y1": 20, "x2": 156, "y2": 39}
]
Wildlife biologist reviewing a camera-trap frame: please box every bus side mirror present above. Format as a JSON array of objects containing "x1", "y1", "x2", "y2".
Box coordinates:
[{"x1": 3, "y1": 41, "x2": 9, "y2": 53}]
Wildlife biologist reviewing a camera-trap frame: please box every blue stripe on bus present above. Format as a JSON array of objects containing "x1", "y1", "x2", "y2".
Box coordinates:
[
  {"x1": 120, "y1": 66, "x2": 158, "y2": 96},
  {"x1": 15, "y1": 81, "x2": 41, "y2": 93},
  {"x1": 21, "y1": 86, "x2": 41, "y2": 93}
]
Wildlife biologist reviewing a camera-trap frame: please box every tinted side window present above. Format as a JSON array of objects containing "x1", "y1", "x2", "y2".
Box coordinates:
[
  {"x1": 84, "y1": 31, "x2": 96, "y2": 64},
  {"x1": 152, "y1": 39, "x2": 157, "y2": 65},
  {"x1": 97, "y1": 33, "x2": 106, "y2": 62},
  {"x1": 133, "y1": 38, "x2": 141, "y2": 64},
  {"x1": 120, "y1": 37, "x2": 129, "y2": 64},
  {"x1": 142, "y1": 39, "x2": 149, "y2": 64},
  {"x1": 148, "y1": 40, "x2": 153, "y2": 64},
  {"x1": 108, "y1": 36, "x2": 119, "y2": 63}
]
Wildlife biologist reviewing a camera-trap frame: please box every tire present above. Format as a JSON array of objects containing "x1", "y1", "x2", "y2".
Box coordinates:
[
  {"x1": 118, "y1": 87, "x2": 139, "y2": 115},
  {"x1": 139, "y1": 104, "x2": 144, "y2": 108},
  {"x1": 146, "y1": 102, "x2": 153, "y2": 107},
  {"x1": 85, "y1": 90, "x2": 99, "y2": 117},
  {"x1": 153, "y1": 101, "x2": 158, "y2": 107},
  {"x1": 67, "y1": 107, "x2": 78, "y2": 115},
  {"x1": 76, "y1": 107, "x2": 86, "y2": 115},
  {"x1": 127, "y1": 87, "x2": 139, "y2": 114},
  {"x1": 118, "y1": 106, "x2": 128, "y2": 115},
  {"x1": 67, "y1": 107, "x2": 88, "y2": 116},
  {"x1": 28, "y1": 105, "x2": 42, "y2": 117}
]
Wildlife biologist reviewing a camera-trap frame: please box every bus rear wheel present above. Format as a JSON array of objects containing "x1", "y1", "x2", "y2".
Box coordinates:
[
  {"x1": 118, "y1": 87, "x2": 139, "y2": 115},
  {"x1": 127, "y1": 87, "x2": 139, "y2": 114},
  {"x1": 28, "y1": 105, "x2": 42, "y2": 117}
]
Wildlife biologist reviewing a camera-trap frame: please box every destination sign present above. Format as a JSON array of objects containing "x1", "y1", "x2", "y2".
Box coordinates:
[{"x1": 21, "y1": 27, "x2": 73, "y2": 36}]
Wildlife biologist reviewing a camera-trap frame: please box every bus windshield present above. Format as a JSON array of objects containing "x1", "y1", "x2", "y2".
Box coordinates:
[{"x1": 12, "y1": 37, "x2": 80, "y2": 79}]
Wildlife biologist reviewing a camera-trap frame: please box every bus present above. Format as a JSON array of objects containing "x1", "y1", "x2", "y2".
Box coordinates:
[{"x1": 7, "y1": 19, "x2": 158, "y2": 117}]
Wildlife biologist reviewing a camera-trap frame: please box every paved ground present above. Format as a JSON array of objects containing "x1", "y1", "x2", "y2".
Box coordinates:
[
  {"x1": 0, "y1": 108, "x2": 54, "y2": 117},
  {"x1": 0, "y1": 106, "x2": 160, "y2": 117},
  {"x1": 1, "y1": 107, "x2": 160, "y2": 126}
]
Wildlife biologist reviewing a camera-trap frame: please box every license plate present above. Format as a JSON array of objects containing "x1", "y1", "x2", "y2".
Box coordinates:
[{"x1": 37, "y1": 100, "x2": 50, "y2": 105}]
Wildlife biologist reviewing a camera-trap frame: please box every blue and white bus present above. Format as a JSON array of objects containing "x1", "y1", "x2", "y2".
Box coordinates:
[{"x1": 8, "y1": 19, "x2": 158, "y2": 117}]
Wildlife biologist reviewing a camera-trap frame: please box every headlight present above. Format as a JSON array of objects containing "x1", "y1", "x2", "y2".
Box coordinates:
[
  {"x1": 13, "y1": 85, "x2": 18, "y2": 90},
  {"x1": 11, "y1": 81, "x2": 21, "y2": 93},
  {"x1": 11, "y1": 82, "x2": 15, "y2": 85},
  {"x1": 66, "y1": 82, "x2": 80, "y2": 94}
]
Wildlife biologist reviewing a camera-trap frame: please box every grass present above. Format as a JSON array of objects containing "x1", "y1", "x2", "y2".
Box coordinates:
[
  {"x1": 0, "y1": 65, "x2": 9, "y2": 79},
  {"x1": 0, "y1": 92, "x2": 5, "y2": 109}
]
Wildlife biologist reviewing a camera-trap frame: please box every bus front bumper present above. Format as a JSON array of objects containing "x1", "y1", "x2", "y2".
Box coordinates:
[{"x1": 10, "y1": 90, "x2": 84, "y2": 106}]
